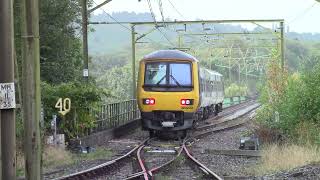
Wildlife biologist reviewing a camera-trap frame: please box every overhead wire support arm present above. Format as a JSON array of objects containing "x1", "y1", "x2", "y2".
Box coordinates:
[
  {"x1": 181, "y1": 32, "x2": 279, "y2": 36},
  {"x1": 88, "y1": 19, "x2": 284, "y2": 25},
  {"x1": 136, "y1": 27, "x2": 157, "y2": 42},
  {"x1": 88, "y1": 0, "x2": 112, "y2": 14}
]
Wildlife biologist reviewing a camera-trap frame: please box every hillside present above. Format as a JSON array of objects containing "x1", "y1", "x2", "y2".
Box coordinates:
[{"x1": 88, "y1": 12, "x2": 320, "y2": 55}]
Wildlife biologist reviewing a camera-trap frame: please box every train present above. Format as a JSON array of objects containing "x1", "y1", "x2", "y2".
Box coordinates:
[{"x1": 137, "y1": 50, "x2": 224, "y2": 137}]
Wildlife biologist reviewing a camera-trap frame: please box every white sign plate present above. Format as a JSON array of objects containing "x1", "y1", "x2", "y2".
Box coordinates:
[
  {"x1": 0, "y1": 83, "x2": 16, "y2": 109},
  {"x1": 83, "y1": 69, "x2": 89, "y2": 77}
]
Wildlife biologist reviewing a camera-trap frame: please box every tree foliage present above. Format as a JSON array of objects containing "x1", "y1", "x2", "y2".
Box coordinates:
[
  {"x1": 15, "y1": 0, "x2": 84, "y2": 84},
  {"x1": 96, "y1": 64, "x2": 132, "y2": 101},
  {"x1": 41, "y1": 82, "x2": 109, "y2": 138},
  {"x1": 39, "y1": 0, "x2": 83, "y2": 84},
  {"x1": 256, "y1": 48, "x2": 320, "y2": 144}
]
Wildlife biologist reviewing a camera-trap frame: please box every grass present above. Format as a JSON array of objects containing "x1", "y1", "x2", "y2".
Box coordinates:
[
  {"x1": 16, "y1": 145, "x2": 113, "y2": 177},
  {"x1": 73, "y1": 147, "x2": 113, "y2": 163},
  {"x1": 251, "y1": 144, "x2": 320, "y2": 175}
]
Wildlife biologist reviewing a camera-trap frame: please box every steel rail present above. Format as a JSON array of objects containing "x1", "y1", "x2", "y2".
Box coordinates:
[
  {"x1": 54, "y1": 138, "x2": 149, "y2": 180},
  {"x1": 126, "y1": 138, "x2": 223, "y2": 179},
  {"x1": 148, "y1": 144, "x2": 184, "y2": 176},
  {"x1": 194, "y1": 105, "x2": 260, "y2": 138},
  {"x1": 125, "y1": 140, "x2": 185, "y2": 180},
  {"x1": 56, "y1": 99, "x2": 257, "y2": 180},
  {"x1": 125, "y1": 102, "x2": 259, "y2": 179},
  {"x1": 182, "y1": 144, "x2": 223, "y2": 180},
  {"x1": 137, "y1": 145, "x2": 149, "y2": 180},
  {"x1": 214, "y1": 99, "x2": 255, "y2": 120},
  {"x1": 197, "y1": 102, "x2": 259, "y2": 131}
]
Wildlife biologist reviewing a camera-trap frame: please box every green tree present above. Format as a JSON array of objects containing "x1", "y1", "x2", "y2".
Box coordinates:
[{"x1": 39, "y1": 0, "x2": 83, "y2": 84}]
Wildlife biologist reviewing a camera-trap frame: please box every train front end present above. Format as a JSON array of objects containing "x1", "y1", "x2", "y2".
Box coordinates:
[{"x1": 137, "y1": 50, "x2": 200, "y2": 135}]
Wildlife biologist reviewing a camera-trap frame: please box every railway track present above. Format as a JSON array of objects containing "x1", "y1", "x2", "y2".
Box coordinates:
[
  {"x1": 54, "y1": 100, "x2": 259, "y2": 180},
  {"x1": 53, "y1": 138, "x2": 150, "y2": 180},
  {"x1": 124, "y1": 101, "x2": 260, "y2": 180},
  {"x1": 125, "y1": 137, "x2": 222, "y2": 180},
  {"x1": 194, "y1": 103, "x2": 260, "y2": 138}
]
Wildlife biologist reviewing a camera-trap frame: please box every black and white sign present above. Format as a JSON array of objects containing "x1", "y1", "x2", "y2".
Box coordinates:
[{"x1": 0, "y1": 83, "x2": 16, "y2": 109}]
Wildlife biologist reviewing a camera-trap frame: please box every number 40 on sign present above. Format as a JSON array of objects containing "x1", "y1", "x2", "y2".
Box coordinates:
[{"x1": 55, "y1": 98, "x2": 71, "y2": 116}]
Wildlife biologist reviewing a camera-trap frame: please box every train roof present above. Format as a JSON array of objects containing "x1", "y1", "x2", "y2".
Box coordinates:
[{"x1": 142, "y1": 50, "x2": 198, "y2": 62}]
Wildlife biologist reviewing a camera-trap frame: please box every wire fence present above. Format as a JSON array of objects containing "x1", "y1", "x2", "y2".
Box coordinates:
[
  {"x1": 91, "y1": 99, "x2": 140, "y2": 133},
  {"x1": 223, "y1": 96, "x2": 247, "y2": 108}
]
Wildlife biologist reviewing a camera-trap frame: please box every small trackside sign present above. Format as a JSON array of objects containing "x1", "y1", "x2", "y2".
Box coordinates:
[{"x1": 0, "y1": 82, "x2": 16, "y2": 109}]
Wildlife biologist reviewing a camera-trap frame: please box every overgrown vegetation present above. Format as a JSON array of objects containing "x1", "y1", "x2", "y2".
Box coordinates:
[
  {"x1": 17, "y1": 146, "x2": 113, "y2": 177},
  {"x1": 250, "y1": 40, "x2": 320, "y2": 175},
  {"x1": 252, "y1": 144, "x2": 320, "y2": 175},
  {"x1": 41, "y1": 82, "x2": 108, "y2": 138},
  {"x1": 252, "y1": 41, "x2": 320, "y2": 175},
  {"x1": 256, "y1": 59, "x2": 320, "y2": 144}
]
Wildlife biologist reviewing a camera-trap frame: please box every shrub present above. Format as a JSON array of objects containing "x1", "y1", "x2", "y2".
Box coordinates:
[
  {"x1": 256, "y1": 63, "x2": 320, "y2": 144},
  {"x1": 41, "y1": 82, "x2": 109, "y2": 139}
]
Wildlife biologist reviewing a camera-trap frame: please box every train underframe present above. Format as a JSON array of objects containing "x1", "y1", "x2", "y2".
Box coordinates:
[{"x1": 141, "y1": 103, "x2": 223, "y2": 138}]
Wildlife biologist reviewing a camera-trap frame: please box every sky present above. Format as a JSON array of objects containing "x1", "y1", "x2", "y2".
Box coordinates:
[{"x1": 93, "y1": 0, "x2": 320, "y2": 33}]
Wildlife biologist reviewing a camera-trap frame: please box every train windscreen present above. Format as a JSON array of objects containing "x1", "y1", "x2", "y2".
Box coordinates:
[{"x1": 144, "y1": 62, "x2": 192, "y2": 91}]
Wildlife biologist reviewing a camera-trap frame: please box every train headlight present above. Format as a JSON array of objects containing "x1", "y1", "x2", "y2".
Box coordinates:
[
  {"x1": 181, "y1": 100, "x2": 186, "y2": 105},
  {"x1": 143, "y1": 98, "x2": 155, "y2": 105},
  {"x1": 181, "y1": 99, "x2": 193, "y2": 105}
]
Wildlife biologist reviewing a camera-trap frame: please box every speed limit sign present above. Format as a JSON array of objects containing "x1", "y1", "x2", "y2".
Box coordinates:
[{"x1": 55, "y1": 98, "x2": 71, "y2": 116}]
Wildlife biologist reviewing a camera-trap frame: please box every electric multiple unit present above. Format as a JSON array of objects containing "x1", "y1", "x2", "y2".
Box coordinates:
[{"x1": 137, "y1": 50, "x2": 224, "y2": 137}]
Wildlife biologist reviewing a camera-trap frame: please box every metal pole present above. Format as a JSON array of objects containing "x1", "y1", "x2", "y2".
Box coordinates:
[
  {"x1": 131, "y1": 25, "x2": 136, "y2": 99},
  {"x1": 280, "y1": 21, "x2": 285, "y2": 70},
  {"x1": 21, "y1": 0, "x2": 41, "y2": 178},
  {"x1": 0, "y1": 0, "x2": 16, "y2": 178},
  {"x1": 82, "y1": 0, "x2": 89, "y2": 81},
  {"x1": 52, "y1": 115, "x2": 57, "y2": 145},
  {"x1": 178, "y1": 34, "x2": 181, "y2": 48}
]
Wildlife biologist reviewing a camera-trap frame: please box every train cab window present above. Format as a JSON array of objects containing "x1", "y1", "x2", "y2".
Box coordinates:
[
  {"x1": 144, "y1": 62, "x2": 193, "y2": 92},
  {"x1": 169, "y1": 63, "x2": 192, "y2": 86},
  {"x1": 145, "y1": 63, "x2": 167, "y2": 85}
]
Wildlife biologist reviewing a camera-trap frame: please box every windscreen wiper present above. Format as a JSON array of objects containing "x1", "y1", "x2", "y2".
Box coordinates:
[
  {"x1": 156, "y1": 75, "x2": 166, "y2": 85},
  {"x1": 169, "y1": 74, "x2": 181, "y2": 87}
]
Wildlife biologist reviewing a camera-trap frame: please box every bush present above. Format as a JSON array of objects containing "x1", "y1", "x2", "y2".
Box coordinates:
[
  {"x1": 41, "y1": 82, "x2": 109, "y2": 139},
  {"x1": 256, "y1": 64, "x2": 320, "y2": 144}
]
